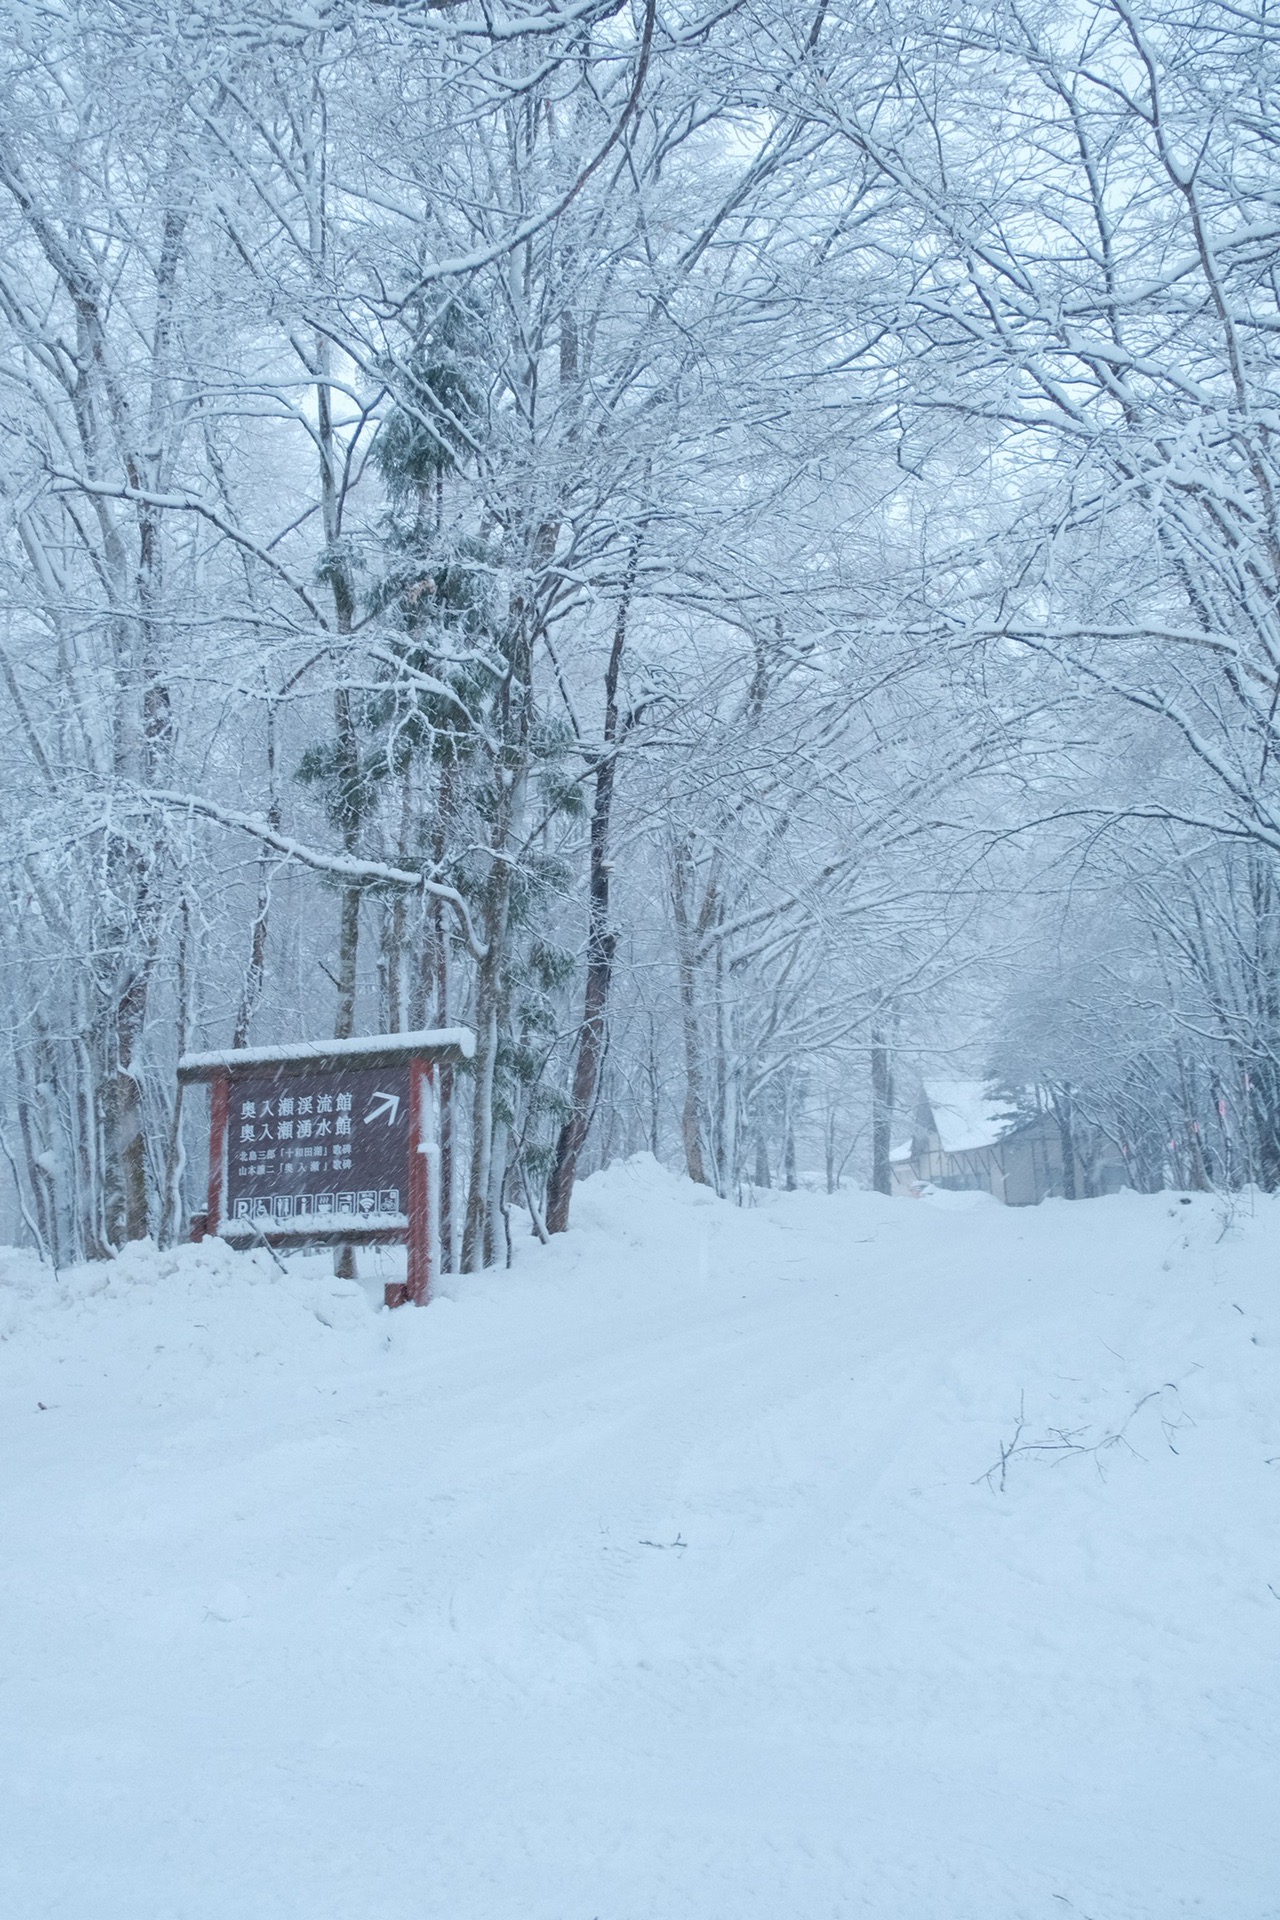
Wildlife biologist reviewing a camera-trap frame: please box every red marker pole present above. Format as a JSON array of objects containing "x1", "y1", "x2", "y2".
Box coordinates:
[
  {"x1": 206, "y1": 1068, "x2": 230, "y2": 1239},
  {"x1": 403, "y1": 1054, "x2": 434, "y2": 1307}
]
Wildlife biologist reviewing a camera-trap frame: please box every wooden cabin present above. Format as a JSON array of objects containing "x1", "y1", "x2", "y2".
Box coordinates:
[{"x1": 890, "y1": 1080, "x2": 1126, "y2": 1206}]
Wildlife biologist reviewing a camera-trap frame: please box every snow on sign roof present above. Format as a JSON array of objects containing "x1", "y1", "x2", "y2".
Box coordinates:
[
  {"x1": 922, "y1": 1080, "x2": 1015, "y2": 1155},
  {"x1": 178, "y1": 1027, "x2": 475, "y2": 1082}
]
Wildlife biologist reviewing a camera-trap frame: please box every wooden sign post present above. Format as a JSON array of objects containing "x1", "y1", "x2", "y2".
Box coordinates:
[{"x1": 178, "y1": 1028, "x2": 475, "y2": 1307}]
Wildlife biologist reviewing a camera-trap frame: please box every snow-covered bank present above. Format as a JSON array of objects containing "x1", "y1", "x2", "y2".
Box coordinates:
[{"x1": 2, "y1": 1160, "x2": 1277, "y2": 1919}]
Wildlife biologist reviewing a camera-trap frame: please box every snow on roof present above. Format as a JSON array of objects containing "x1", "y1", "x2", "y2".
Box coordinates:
[{"x1": 922, "y1": 1080, "x2": 1015, "y2": 1155}]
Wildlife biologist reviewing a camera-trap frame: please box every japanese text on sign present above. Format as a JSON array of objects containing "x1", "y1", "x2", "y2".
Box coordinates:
[{"x1": 225, "y1": 1065, "x2": 410, "y2": 1229}]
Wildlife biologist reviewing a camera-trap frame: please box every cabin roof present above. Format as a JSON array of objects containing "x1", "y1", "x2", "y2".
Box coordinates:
[{"x1": 921, "y1": 1080, "x2": 1017, "y2": 1155}]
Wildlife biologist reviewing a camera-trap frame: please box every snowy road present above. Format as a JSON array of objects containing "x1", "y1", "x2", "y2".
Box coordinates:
[{"x1": 2, "y1": 1160, "x2": 1278, "y2": 1917}]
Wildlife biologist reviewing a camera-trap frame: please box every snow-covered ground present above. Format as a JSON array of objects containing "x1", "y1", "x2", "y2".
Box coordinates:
[{"x1": 2, "y1": 1159, "x2": 1277, "y2": 1919}]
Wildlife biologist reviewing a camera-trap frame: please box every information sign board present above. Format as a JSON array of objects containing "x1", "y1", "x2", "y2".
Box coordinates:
[{"x1": 178, "y1": 1028, "x2": 475, "y2": 1307}]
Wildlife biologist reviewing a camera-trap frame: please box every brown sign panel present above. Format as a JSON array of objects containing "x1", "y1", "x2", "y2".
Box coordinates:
[{"x1": 224, "y1": 1064, "x2": 411, "y2": 1233}]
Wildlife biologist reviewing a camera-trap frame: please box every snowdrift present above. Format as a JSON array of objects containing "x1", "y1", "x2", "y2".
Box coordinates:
[{"x1": 1, "y1": 1159, "x2": 1277, "y2": 1918}]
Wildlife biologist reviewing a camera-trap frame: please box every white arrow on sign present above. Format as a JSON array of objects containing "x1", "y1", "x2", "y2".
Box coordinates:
[{"x1": 363, "y1": 1090, "x2": 401, "y2": 1126}]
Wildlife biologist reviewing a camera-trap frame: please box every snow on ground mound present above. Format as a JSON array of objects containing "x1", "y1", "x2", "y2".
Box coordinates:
[{"x1": 1, "y1": 1167, "x2": 1278, "y2": 1918}]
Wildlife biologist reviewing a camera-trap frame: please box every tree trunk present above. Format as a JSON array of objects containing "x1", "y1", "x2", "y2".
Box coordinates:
[
  {"x1": 159, "y1": 895, "x2": 192, "y2": 1247},
  {"x1": 646, "y1": 1014, "x2": 660, "y2": 1157},
  {"x1": 710, "y1": 930, "x2": 729, "y2": 1195},
  {"x1": 544, "y1": 552, "x2": 638, "y2": 1232},
  {"x1": 414, "y1": 759, "x2": 458, "y2": 1268},
  {"x1": 871, "y1": 1029, "x2": 893, "y2": 1195},
  {"x1": 754, "y1": 1120, "x2": 770, "y2": 1189},
  {"x1": 111, "y1": 969, "x2": 151, "y2": 1245},
  {"x1": 1249, "y1": 1059, "x2": 1280, "y2": 1190},
  {"x1": 1052, "y1": 1083, "x2": 1078, "y2": 1200},
  {"x1": 543, "y1": 898, "x2": 615, "y2": 1230},
  {"x1": 317, "y1": 303, "x2": 362, "y2": 1046},
  {"x1": 462, "y1": 743, "x2": 526, "y2": 1270},
  {"x1": 463, "y1": 998, "x2": 501, "y2": 1270},
  {"x1": 233, "y1": 721, "x2": 280, "y2": 1050},
  {"x1": 486, "y1": 1116, "x2": 510, "y2": 1268},
  {"x1": 461, "y1": 523, "x2": 549, "y2": 1267},
  {"x1": 332, "y1": 685, "x2": 362, "y2": 1042},
  {"x1": 671, "y1": 837, "x2": 710, "y2": 1187}
]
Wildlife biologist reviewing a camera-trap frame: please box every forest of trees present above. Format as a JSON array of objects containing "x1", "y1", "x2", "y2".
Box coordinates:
[{"x1": 3, "y1": 0, "x2": 1280, "y2": 1264}]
